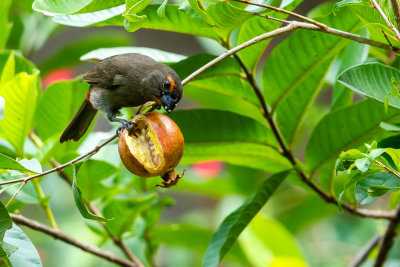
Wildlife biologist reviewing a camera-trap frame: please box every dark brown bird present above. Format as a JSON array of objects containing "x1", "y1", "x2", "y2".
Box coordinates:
[{"x1": 60, "y1": 53, "x2": 183, "y2": 143}]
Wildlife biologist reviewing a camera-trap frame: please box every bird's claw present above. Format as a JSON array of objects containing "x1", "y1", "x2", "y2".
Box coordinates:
[{"x1": 117, "y1": 120, "x2": 138, "y2": 136}]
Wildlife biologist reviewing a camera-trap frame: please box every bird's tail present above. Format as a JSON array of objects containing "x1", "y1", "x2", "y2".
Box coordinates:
[{"x1": 60, "y1": 100, "x2": 97, "y2": 143}]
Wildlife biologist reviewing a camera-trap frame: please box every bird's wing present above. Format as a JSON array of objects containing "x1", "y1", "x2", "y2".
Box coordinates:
[{"x1": 81, "y1": 55, "x2": 130, "y2": 90}]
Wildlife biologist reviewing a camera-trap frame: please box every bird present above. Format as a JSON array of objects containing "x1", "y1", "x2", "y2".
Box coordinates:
[{"x1": 59, "y1": 53, "x2": 183, "y2": 143}]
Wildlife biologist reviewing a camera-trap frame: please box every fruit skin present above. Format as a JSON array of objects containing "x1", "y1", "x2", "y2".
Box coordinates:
[{"x1": 118, "y1": 112, "x2": 184, "y2": 178}]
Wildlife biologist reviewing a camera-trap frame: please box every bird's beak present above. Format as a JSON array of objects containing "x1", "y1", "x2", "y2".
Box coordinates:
[{"x1": 161, "y1": 94, "x2": 178, "y2": 113}]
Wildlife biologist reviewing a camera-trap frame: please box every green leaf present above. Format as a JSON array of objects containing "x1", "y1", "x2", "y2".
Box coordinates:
[
  {"x1": 0, "y1": 51, "x2": 15, "y2": 86},
  {"x1": 335, "y1": 0, "x2": 397, "y2": 44},
  {"x1": 103, "y1": 193, "x2": 157, "y2": 237},
  {"x1": 170, "y1": 54, "x2": 265, "y2": 123},
  {"x1": 136, "y1": 5, "x2": 220, "y2": 38},
  {"x1": 33, "y1": 0, "x2": 93, "y2": 15},
  {"x1": 154, "y1": 224, "x2": 248, "y2": 264},
  {"x1": 35, "y1": 79, "x2": 89, "y2": 141},
  {"x1": 202, "y1": 170, "x2": 290, "y2": 267},
  {"x1": 0, "y1": 52, "x2": 38, "y2": 81},
  {"x1": 76, "y1": 0, "x2": 125, "y2": 14},
  {"x1": 205, "y1": 2, "x2": 251, "y2": 39},
  {"x1": 17, "y1": 158, "x2": 42, "y2": 173},
  {"x1": 3, "y1": 179, "x2": 39, "y2": 204},
  {"x1": 0, "y1": 54, "x2": 39, "y2": 156},
  {"x1": 235, "y1": 0, "x2": 301, "y2": 71},
  {"x1": 156, "y1": 0, "x2": 168, "y2": 17},
  {"x1": 331, "y1": 36, "x2": 369, "y2": 111},
  {"x1": 0, "y1": 202, "x2": 13, "y2": 266},
  {"x1": 334, "y1": 0, "x2": 365, "y2": 10},
  {"x1": 125, "y1": 0, "x2": 152, "y2": 15},
  {"x1": 239, "y1": 215, "x2": 305, "y2": 267},
  {"x1": 53, "y1": 5, "x2": 221, "y2": 40},
  {"x1": 354, "y1": 157, "x2": 370, "y2": 172},
  {"x1": 0, "y1": 0, "x2": 12, "y2": 50},
  {"x1": 0, "y1": 73, "x2": 38, "y2": 154},
  {"x1": 0, "y1": 244, "x2": 11, "y2": 267},
  {"x1": 72, "y1": 164, "x2": 110, "y2": 222},
  {"x1": 0, "y1": 201, "x2": 11, "y2": 239},
  {"x1": 80, "y1": 47, "x2": 186, "y2": 63},
  {"x1": 339, "y1": 149, "x2": 365, "y2": 162},
  {"x1": 337, "y1": 171, "x2": 362, "y2": 211},
  {"x1": 33, "y1": 0, "x2": 124, "y2": 15},
  {"x1": 306, "y1": 99, "x2": 399, "y2": 172},
  {"x1": 169, "y1": 109, "x2": 291, "y2": 173},
  {"x1": 0, "y1": 153, "x2": 32, "y2": 172},
  {"x1": 338, "y1": 63, "x2": 400, "y2": 109},
  {"x1": 179, "y1": 0, "x2": 215, "y2": 27},
  {"x1": 0, "y1": 96, "x2": 5, "y2": 120},
  {"x1": 76, "y1": 160, "x2": 117, "y2": 201},
  {"x1": 263, "y1": 7, "x2": 361, "y2": 146},
  {"x1": 4, "y1": 224, "x2": 42, "y2": 267},
  {"x1": 53, "y1": 5, "x2": 125, "y2": 27},
  {"x1": 368, "y1": 148, "x2": 387, "y2": 160},
  {"x1": 367, "y1": 184, "x2": 400, "y2": 197},
  {"x1": 385, "y1": 148, "x2": 400, "y2": 170}
]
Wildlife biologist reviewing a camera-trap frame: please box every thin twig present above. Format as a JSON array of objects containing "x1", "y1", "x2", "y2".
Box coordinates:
[
  {"x1": 371, "y1": 0, "x2": 400, "y2": 41},
  {"x1": 382, "y1": 29, "x2": 394, "y2": 47},
  {"x1": 49, "y1": 158, "x2": 72, "y2": 185},
  {"x1": 10, "y1": 214, "x2": 139, "y2": 267},
  {"x1": 0, "y1": 133, "x2": 118, "y2": 186},
  {"x1": 5, "y1": 181, "x2": 26, "y2": 208},
  {"x1": 232, "y1": 48, "x2": 395, "y2": 220},
  {"x1": 182, "y1": 23, "x2": 298, "y2": 84},
  {"x1": 350, "y1": 234, "x2": 381, "y2": 267},
  {"x1": 376, "y1": 161, "x2": 400, "y2": 179},
  {"x1": 391, "y1": 0, "x2": 400, "y2": 33},
  {"x1": 252, "y1": 12, "x2": 291, "y2": 24},
  {"x1": 233, "y1": 0, "x2": 328, "y2": 29},
  {"x1": 374, "y1": 204, "x2": 400, "y2": 266},
  {"x1": 256, "y1": 15, "x2": 399, "y2": 53},
  {"x1": 89, "y1": 203, "x2": 141, "y2": 264},
  {"x1": 48, "y1": 157, "x2": 139, "y2": 264}
]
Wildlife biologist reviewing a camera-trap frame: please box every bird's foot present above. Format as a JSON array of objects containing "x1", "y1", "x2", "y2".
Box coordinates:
[{"x1": 117, "y1": 120, "x2": 138, "y2": 136}]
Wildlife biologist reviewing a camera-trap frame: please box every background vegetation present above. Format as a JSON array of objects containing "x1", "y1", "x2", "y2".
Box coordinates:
[{"x1": 1, "y1": 0, "x2": 400, "y2": 266}]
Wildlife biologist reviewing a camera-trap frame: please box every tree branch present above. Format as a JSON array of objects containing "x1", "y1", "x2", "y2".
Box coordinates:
[
  {"x1": 253, "y1": 13, "x2": 400, "y2": 54},
  {"x1": 0, "y1": 133, "x2": 118, "y2": 186},
  {"x1": 242, "y1": 0, "x2": 399, "y2": 53},
  {"x1": 232, "y1": 48, "x2": 395, "y2": 220},
  {"x1": 182, "y1": 23, "x2": 298, "y2": 84},
  {"x1": 350, "y1": 234, "x2": 381, "y2": 267},
  {"x1": 5, "y1": 182, "x2": 26, "y2": 207},
  {"x1": 233, "y1": 0, "x2": 327, "y2": 29},
  {"x1": 377, "y1": 161, "x2": 400, "y2": 179},
  {"x1": 391, "y1": 0, "x2": 400, "y2": 32},
  {"x1": 374, "y1": 204, "x2": 400, "y2": 266},
  {"x1": 371, "y1": 0, "x2": 400, "y2": 41},
  {"x1": 49, "y1": 158, "x2": 140, "y2": 263},
  {"x1": 10, "y1": 213, "x2": 140, "y2": 267}
]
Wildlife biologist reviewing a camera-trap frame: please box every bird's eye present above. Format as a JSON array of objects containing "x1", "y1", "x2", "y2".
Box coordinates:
[{"x1": 164, "y1": 80, "x2": 171, "y2": 89}]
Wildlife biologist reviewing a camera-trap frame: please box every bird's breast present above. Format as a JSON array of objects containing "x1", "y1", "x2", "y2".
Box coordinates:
[{"x1": 89, "y1": 86, "x2": 149, "y2": 111}]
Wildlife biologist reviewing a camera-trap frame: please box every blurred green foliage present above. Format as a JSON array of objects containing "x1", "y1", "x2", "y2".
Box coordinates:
[{"x1": 0, "y1": 0, "x2": 400, "y2": 266}]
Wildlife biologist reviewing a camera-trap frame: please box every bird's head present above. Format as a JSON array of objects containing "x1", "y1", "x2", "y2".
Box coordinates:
[
  {"x1": 147, "y1": 66, "x2": 183, "y2": 113},
  {"x1": 160, "y1": 74, "x2": 183, "y2": 113}
]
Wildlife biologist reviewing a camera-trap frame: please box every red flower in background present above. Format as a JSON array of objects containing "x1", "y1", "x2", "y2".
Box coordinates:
[
  {"x1": 42, "y1": 68, "x2": 75, "y2": 88},
  {"x1": 192, "y1": 161, "x2": 224, "y2": 179}
]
